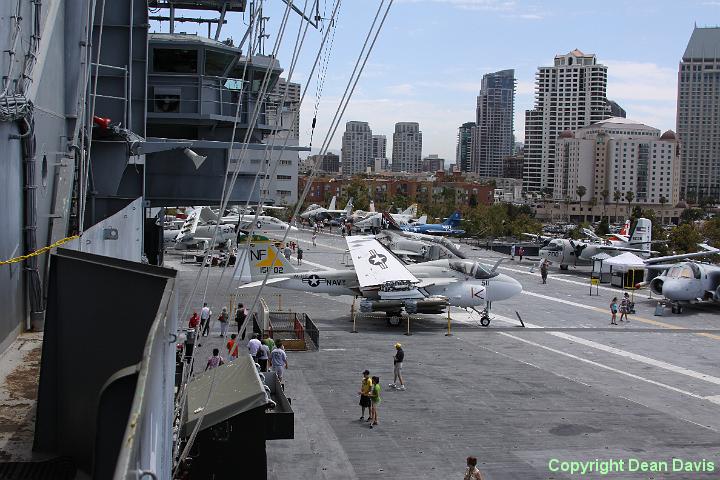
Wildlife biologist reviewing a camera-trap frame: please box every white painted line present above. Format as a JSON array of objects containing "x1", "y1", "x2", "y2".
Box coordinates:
[
  {"x1": 705, "y1": 395, "x2": 720, "y2": 405},
  {"x1": 498, "y1": 331, "x2": 708, "y2": 401},
  {"x1": 478, "y1": 259, "x2": 638, "y2": 294},
  {"x1": 299, "y1": 259, "x2": 334, "y2": 271},
  {"x1": 452, "y1": 309, "x2": 720, "y2": 388},
  {"x1": 521, "y1": 289, "x2": 604, "y2": 310}
]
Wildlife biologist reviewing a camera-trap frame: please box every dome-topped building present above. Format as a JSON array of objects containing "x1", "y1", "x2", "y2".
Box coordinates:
[
  {"x1": 660, "y1": 130, "x2": 677, "y2": 141},
  {"x1": 555, "y1": 117, "x2": 682, "y2": 208}
]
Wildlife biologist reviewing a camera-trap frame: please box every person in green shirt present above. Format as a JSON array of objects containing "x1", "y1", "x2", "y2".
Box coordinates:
[
  {"x1": 369, "y1": 376, "x2": 381, "y2": 428},
  {"x1": 262, "y1": 334, "x2": 275, "y2": 352}
]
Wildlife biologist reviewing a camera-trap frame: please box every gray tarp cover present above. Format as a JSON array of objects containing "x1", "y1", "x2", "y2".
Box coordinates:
[{"x1": 182, "y1": 355, "x2": 268, "y2": 437}]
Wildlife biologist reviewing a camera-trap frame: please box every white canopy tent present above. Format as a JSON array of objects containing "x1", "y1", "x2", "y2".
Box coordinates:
[{"x1": 602, "y1": 252, "x2": 646, "y2": 272}]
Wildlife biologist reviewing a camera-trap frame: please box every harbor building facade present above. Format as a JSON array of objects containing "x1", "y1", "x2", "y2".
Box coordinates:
[{"x1": 523, "y1": 50, "x2": 611, "y2": 193}]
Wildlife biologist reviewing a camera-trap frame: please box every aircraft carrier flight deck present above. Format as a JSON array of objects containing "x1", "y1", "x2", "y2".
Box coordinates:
[{"x1": 169, "y1": 228, "x2": 720, "y2": 480}]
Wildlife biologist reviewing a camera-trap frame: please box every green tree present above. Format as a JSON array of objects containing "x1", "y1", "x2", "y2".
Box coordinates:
[
  {"x1": 613, "y1": 189, "x2": 622, "y2": 221},
  {"x1": 576, "y1": 185, "x2": 587, "y2": 222},
  {"x1": 659, "y1": 195, "x2": 668, "y2": 225},
  {"x1": 624, "y1": 191, "x2": 634, "y2": 216},
  {"x1": 668, "y1": 223, "x2": 702, "y2": 254},
  {"x1": 702, "y1": 217, "x2": 720, "y2": 247},
  {"x1": 680, "y1": 207, "x2": 704, "y2": 225},
  {"x1": 339, "y1": 176, "x2": 371, "y2": 211},
  {"x1": 601, "y1": 189, "x2": 609, "y2": 221},
  {"x1": 596, "y1": 217, "x2": 610, "y2": 235}
]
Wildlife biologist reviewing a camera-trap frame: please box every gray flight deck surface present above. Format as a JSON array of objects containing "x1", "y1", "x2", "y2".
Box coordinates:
[{"x1": 170, "y1": 228, "x2": 720, "y2": 479}]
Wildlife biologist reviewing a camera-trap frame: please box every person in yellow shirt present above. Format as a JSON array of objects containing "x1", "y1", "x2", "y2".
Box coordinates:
[{"x1": 358, "y1": 369, "x2": 373, "y2": 421}]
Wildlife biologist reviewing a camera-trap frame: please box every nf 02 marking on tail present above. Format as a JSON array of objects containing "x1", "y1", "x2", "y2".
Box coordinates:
[{"x1": 249, "y1": 243, "x2": 285, "y2": 274}]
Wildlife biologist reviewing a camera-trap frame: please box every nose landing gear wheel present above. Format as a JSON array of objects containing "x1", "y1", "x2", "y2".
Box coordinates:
[{"x1": 480, "y1": 315, "x2": 491, "y2": 327}]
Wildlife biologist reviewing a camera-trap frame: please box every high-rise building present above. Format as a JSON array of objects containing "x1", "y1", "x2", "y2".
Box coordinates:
[
  {"x1": 456, "y1": 122, "x2": 475, "y2": 172},
  {"x1": 678, "y1": 26, "x2": 720, "y2": 201},
  {"x1": 372, "y1": 135, "x2": 387, "y2": 160},
  {"x1": 268, "y1": 78, "x2": 301, "y2": 140},
  {"x1": 502, "y1": 153, "x2": 524, "y2": 180},
  {"x1": 607, "y1": 100, "x2": 626, "y2": 118},
  {"x1": 554, "y1": 118, "x2": 680, "y2": 206},
  {"x1": 305, "y1": 153, "x2": 340, "y2": 173},
  {"x1": 422, "y1": 154, "x2": 445, "y2": 172},
  {"x1": 392, "y1": 122, "x2": 422, "y2": 172},
  {"x1": 471, "y1": 69, "x2": 515, "y2": 177},
  {"x1": 341, "y1": 121, "x2": 373, "y2": 175},
  {"x1": 523, "y1": 49, "x2": 610, "y2": 193}
]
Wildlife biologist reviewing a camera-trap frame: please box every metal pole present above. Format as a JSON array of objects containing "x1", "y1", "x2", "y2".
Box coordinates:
[
  {"x1": 445, "y1": 309, "x2": 452, "y2": 336},
  {"x1": 351, "y1": 297, "x2": 357, "y2": 333},
  {"x1": 405, "y1": 315, "x2": 412, "y2": 336}
]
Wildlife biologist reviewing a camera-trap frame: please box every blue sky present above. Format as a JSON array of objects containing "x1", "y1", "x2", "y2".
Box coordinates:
[{"x1": 153, "y1": 0, "x2": 719, "y2": 164}]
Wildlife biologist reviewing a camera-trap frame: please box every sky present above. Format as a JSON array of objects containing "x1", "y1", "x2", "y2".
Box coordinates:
[{"x1": 152, "y1": 0, "x2": 720, "y2": 164}]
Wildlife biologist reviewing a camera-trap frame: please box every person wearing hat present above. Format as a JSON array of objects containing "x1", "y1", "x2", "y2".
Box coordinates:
[
  {"x1": 358, "y1": 369, "x2": 373, "y2": 421},
  {"x1": 389, "y1": 343, "x2": 405, "y2": 390}
]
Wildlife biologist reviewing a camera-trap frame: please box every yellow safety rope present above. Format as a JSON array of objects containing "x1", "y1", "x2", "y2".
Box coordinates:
[{"x1": 0, "y1": 235, "x2": 80, "y2": 266}]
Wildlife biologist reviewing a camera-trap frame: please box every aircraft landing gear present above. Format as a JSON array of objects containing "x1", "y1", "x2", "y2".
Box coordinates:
[
  {"x1": 472, "y1": 302, "x2": 492, "y2": 327},
  {"x1": 560, "y1": 264, "x2": 569, "y2": 271},
  {"x1": 671, "y1": 303, "x2": 683, "y2": 314}
]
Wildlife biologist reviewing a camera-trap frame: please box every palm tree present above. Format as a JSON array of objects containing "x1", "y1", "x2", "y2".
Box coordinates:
[
  {"x1": 576, "y1": 185, "x2": 587, "y2": 222},
  {"x1": 613, "y1": 189, "x2": 622, "y2": 222},
  {"x1": 659, "y1": 195, "x2": 667, "y2": 225},
  {"x1": 624, "y1": 191, "x2": 634, "y2": 220},
  {"x1": 601, "y1": 189, "x2": 609, "y2": 222}
]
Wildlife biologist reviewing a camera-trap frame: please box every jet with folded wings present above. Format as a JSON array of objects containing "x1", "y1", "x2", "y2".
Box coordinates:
[{"x1": 236, "y1": 236, "x2": 522, "y2": 326}]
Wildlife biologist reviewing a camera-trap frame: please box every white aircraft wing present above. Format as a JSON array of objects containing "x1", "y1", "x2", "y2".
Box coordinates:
[
  {"x1": 645, "y1": 244, "x2": 720, "y2": 265},
  {"x1": 346, "y1": 236, "x2": 419, "y2": 288},
  {"x1": 596, "y1": 245, "x2": 655, "y2": 254},
  {"x1": 522, "y1": 232, "x2": 552, "y2": 241},
  {"x1": 237, "y1": 278, "x2": 289, "y2": 289}
]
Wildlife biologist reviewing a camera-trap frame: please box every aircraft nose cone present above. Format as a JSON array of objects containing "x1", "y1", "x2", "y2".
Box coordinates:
[
  {"x1": 661, "y1": 279, "x2": 696, "y2": 302},
  {"x1": 496, "y1": 274, "x2": 523, "y2": 300},
  {"x1": 508, "y1": 275, "x2": 523, "y2": 297}
]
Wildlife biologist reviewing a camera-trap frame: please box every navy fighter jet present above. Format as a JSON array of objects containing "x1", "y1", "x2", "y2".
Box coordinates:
[{"x1": 236, "y1": 236, "x2": 522, "y2": 326}]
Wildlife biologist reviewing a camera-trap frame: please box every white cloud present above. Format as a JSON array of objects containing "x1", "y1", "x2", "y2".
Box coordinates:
[
  {"x1": 605, "y1": 60, "x2": 677, "y2": 102},
  {"x1": 385, "y1": 83, "x2": 416, "y2": 95},
  {"x1": 396, "y1": 0, "x2": 544, "y2": 17}
]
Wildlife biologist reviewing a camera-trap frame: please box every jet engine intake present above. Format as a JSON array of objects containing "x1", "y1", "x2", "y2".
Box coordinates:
[{"x1": 650, "y1": 278, "x2": 664, "y2": 296}]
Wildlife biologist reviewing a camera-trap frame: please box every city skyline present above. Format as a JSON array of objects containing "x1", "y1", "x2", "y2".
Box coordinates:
[{"x1": 158, "y1": 1, "x2": 717, "y2": 164}]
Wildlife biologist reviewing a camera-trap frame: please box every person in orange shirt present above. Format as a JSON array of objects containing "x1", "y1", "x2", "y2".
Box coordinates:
[{"x1": 226, "y1": 333, "x2": 239, "y2": 360}]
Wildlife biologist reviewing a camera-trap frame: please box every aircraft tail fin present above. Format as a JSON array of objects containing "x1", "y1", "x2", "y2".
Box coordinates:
[
  {"x1": 328, "y1": 196, "x2": 337, "y2": 211},
  {"x1": 345, "y1": 197, "x2": 354, "y2": 215},
  {"x1": 416, "y1": 215, "x2": 427, "y2": 225},
  {"x1": 402, "y1": 203, "x2": 417, "y2": 217},
  {"x1": 443, "y1": 211, "x2": 462, "y2": 227},
  {"x1": 630, "y1": 218, "x2": 652, "y2": 255},
  {"x1": 235, "y1": 241, "x2": 296, "y2": 282},
  {"x1": 620, "y1": 219, "x2": 631, "y2": 236}
]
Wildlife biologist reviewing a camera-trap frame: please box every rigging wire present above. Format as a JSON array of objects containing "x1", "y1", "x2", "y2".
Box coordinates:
[
  {"x1": 173, "y1": 1, "x2": 300, "y2": 470},
  {"x1": 308, "y1": 5, "x2": 339, "y2": 148},
  {"x1": 231, "y1": 0, "x2": 394, "y2": 353},
  {"x1": 213, "y1": 0, "x2": 316, "y2": 292}
]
